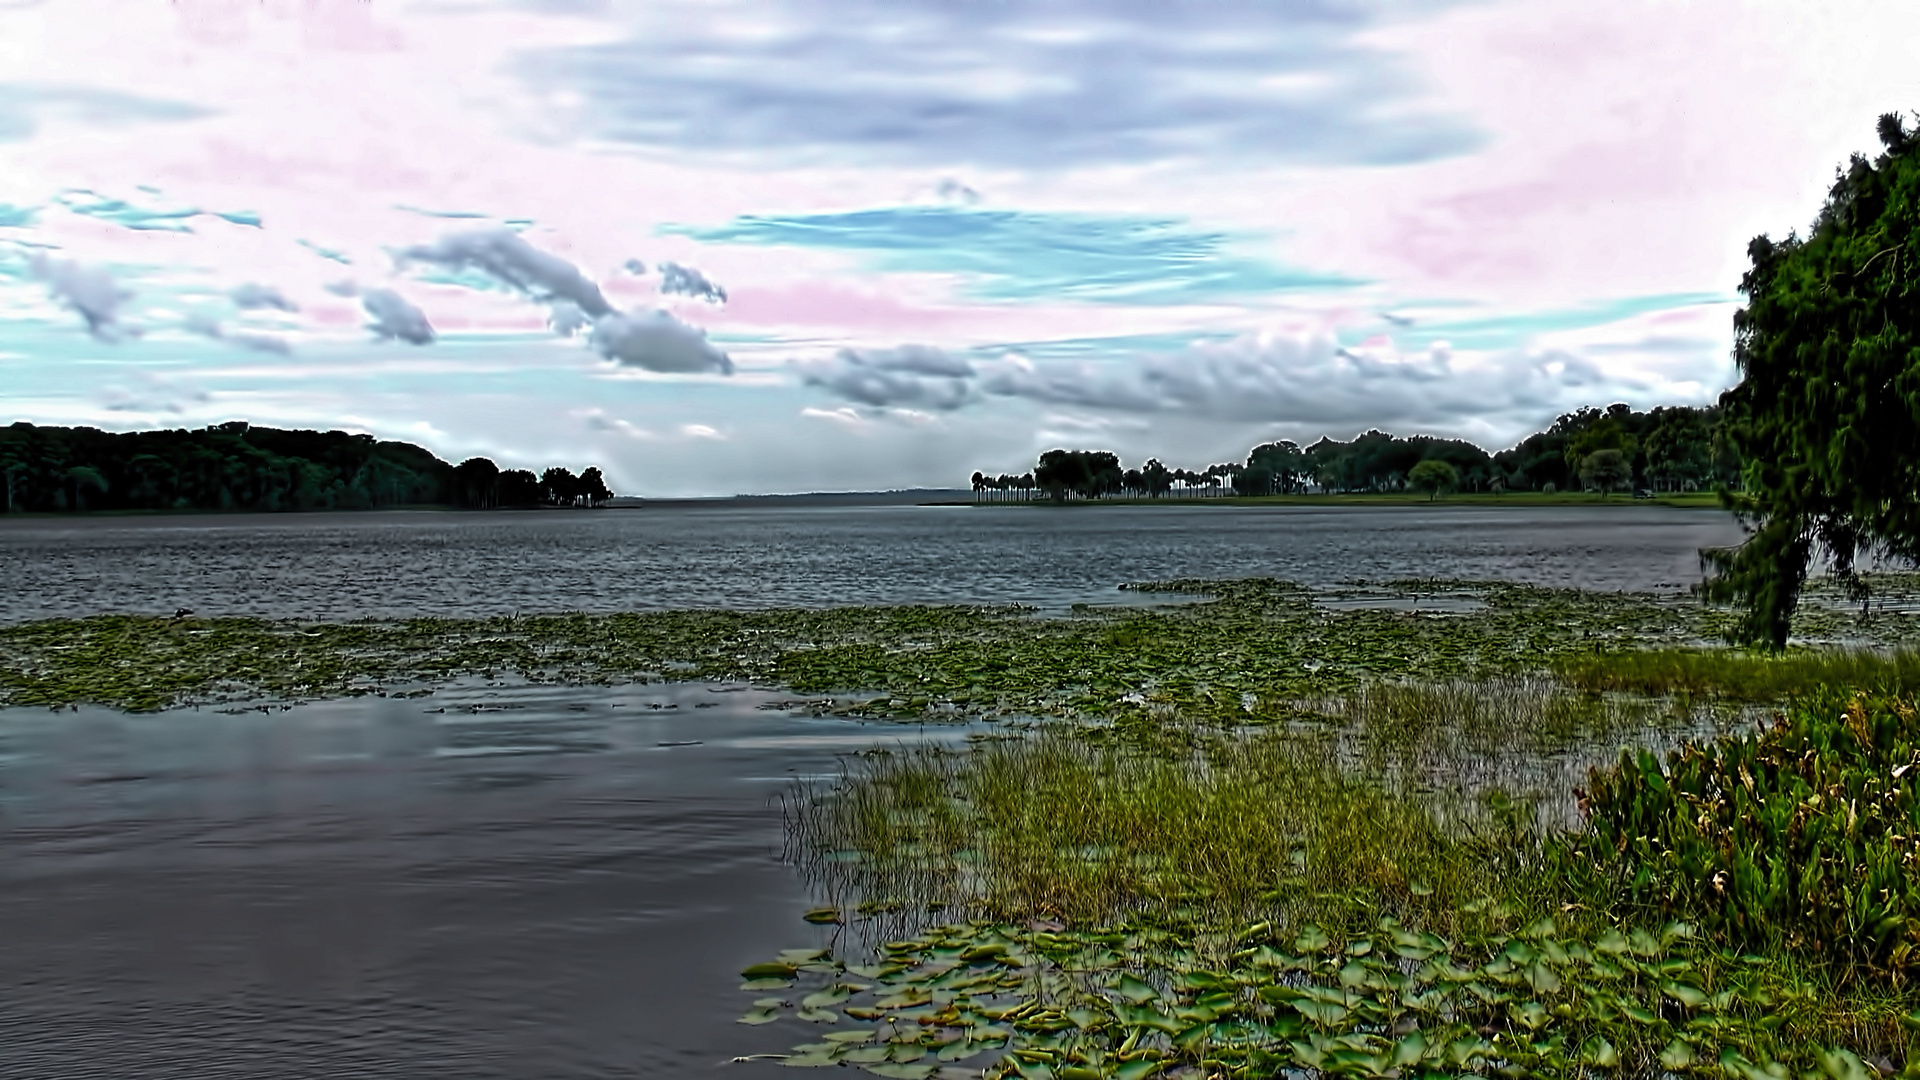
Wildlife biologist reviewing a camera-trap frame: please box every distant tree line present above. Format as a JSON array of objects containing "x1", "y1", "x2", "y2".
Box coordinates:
[
  {"x1": 0, "y1": 421, "x2": 614, "y2": 514},
  {"x1": 972, "y1": 403, "x2": 1741, "y2": 502}
]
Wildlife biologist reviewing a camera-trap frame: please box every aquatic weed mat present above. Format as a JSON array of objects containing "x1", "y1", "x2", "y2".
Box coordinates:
[
  {"x1": 732, "y1": 912, "x2": 1910, "y2": 1079},
  {"x1": 5, "y1": 577, "x2": 1918, "y2": 713}
]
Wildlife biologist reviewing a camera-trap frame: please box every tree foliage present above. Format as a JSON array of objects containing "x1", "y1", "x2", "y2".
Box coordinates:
[
  {"x1": 1705, "y1": 113, "x2": 1920, "y2": 647},
  {"x1": 0, "y1": 421, "x2": 613, "y2": 514},
  {"x1": 1406, "y1": 458, "x2": 1457, "y2": 500}
]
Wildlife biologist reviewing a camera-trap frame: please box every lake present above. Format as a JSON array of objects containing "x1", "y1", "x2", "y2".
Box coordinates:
[
  {"x1": 0, "y1": 502, "x2": 1747, "y2": 1076},
  {"x1": 0, "y1": 502, "x2": 1746, "y2": 624}
]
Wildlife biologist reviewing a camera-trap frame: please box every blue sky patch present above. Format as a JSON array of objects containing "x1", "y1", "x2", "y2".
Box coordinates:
[
  {"x1": 1383, "y1": 292, "x2": 1733, "y2": 351},
  {"x1": 663, "y1": 206, "x2": 1363, "y2": 305}
]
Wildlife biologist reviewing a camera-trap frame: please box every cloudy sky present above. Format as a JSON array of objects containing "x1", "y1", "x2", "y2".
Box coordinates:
[{"x1": 1, "y1": 0, "x2": 1915, "y2": 496}]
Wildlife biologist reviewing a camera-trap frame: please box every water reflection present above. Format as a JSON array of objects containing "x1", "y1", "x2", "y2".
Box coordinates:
[{"x1": 0, "y1": 682, "x2": 978, "y2": 1078}]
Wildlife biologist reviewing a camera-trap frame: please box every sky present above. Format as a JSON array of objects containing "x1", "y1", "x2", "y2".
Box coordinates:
[{"x1": 2, "y1": 0, "x2": 1917, "y2": 496}]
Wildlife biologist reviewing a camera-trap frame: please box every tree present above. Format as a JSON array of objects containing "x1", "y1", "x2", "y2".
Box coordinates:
[
  {"x1": 1705, "y1": 113, "x2": 1920, "y2": 647},
  {"x1": 578, "y1": 466, "x2": 614, "y2": 506},
  {"x1": 1579, "y1": 449, "x2": 1630, "y2": 496},
  {"x1": 65, "y1": 465, "x2": 107, "y2": 511},
  {"x1": 1407, "y1": 459, "x2": 1457, "y2": 501},
  {"x1": 540, "y1": 466, "x2": 579, "y2": 507}
]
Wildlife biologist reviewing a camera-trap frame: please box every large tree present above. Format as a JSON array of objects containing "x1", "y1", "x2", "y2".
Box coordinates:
[{"x1": 1706, "y1": 113, "x2": 1920, "y2": 647}]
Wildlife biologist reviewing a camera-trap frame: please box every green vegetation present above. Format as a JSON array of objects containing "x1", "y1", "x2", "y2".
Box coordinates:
[
  {"x1": 1708, "y1": 114, "x2": 1920, "y2": 648},
  {"x1": 971, "y1": 401, "x2": 1738, "y2": 502},
  {"x1": 0, "y1": 420, "x2": 612, "y2": 513},
  {"x1": 1565, "y1": 689, "x2": 1920, "y2": 978}
]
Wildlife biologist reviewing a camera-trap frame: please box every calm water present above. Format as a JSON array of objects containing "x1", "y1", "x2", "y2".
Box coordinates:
[
  {"x1": 0, "y1": 681, "x2": 958, "y2": 1078},
  {"x1": 0, "y1": 502, "x2": 1745, "y2": 624}
]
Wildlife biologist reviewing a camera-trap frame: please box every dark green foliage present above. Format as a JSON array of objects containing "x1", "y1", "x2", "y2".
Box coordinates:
[
  {"x1": 0, "y1": 421, "x2": 613, "y2": 513},
  {"x1": 1035, "y1": 449, "x2": 1123, "y2": 501},
  {"x1": 1707, "y1": 114, "x2": 1920, "y2": 647},
  {"x1": 1564, "y1": 690, "x2": 1920, "y2": 978},
  {"x1": 979, "y1": 404, "x2": 1736, "y2": 500}
]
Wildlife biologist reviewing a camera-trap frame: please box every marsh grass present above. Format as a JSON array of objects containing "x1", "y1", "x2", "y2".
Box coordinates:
[
  {"x1": 787, "y1": 727, "x2": 1520, "y2": 943},
  {"x1": 1557, "y1": 644, "x2": 1920, "y2": 702},
  {"x1": 769, "y1": 681, "x2": 1920, "y2": 1076},
  {"x1": 784, "y1": 679, "x2": 1724, "y2": 946}
]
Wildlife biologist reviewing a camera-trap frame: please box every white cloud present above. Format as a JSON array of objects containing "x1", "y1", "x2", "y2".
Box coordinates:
[
  {"x1": 399, "y1": 228, "x2": 613, "y2": 317},
  {"x1": 30, "y1": 253, "x2": 134, "y2": 340},
  {"x1": 657, "y1": 260, "x2": 727, "y2": 303},
  {"x1": 230, "y1": 282, "x2": 297, "y2": 311},
  {"x1": 589, "y1": 308, "x2": 733, "y2": 373},
  {"x1": 801, "y1": 405, "x2": 867, "y2": 429},
  {"x1": 680, "y1": 423, "x2": 722, "y2": 439},
  {"x1": 362, "y1": 287, "x2": 435, "y2": 344},
  {"x1": 796, "y1": 344, "x2": 976, "y2": 410}
]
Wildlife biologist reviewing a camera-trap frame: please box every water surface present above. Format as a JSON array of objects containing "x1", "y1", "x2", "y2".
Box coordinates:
[
  {"x1": 0, "y1": 682, "x2": 968, "y2": 1078},
  {"x1": 0, "y1": 502, "x2": 1744, "y2": 623}
]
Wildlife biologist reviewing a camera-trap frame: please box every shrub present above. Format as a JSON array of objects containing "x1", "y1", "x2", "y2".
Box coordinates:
[{"x1": 1561, "y1": 690, "x2": 1920, "y2": 978}]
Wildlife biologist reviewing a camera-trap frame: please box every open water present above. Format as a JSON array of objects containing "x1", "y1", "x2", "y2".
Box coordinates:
[
  {"x1": 0, "y1": 502, "x2": 1746, "y2": 1076},
  {"x1": 0, "y1": 502, "x2": 1745, "y2": 623}
]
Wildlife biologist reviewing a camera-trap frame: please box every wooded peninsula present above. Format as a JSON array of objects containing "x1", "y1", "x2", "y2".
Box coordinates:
[
  {"x1": 972, "y1": 402, "x2": 1735, "y2": 501},
  {"x1": 0, "y1": 421, "x2": 613, "y2": 513}
]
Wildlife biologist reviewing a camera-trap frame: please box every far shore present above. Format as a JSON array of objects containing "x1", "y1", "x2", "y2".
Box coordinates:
[{"x1": 945, "y1": 489, "x2": 1727, "y2": 509}]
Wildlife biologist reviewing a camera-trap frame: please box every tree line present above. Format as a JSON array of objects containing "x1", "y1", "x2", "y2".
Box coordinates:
[
  {"x1": 0, "y1": 421, "x2": 614, "y2": 514},
  {"x1": 971, "y1": 403, "x2": 1739, "y2": 502}
]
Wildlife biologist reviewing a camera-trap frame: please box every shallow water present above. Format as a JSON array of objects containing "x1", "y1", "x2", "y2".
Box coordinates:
[
  {"x1": 0, "y1": 502, "x2": 1743, "y2": 623},
  {"x1": 0, "y1": 682, "x2": 972, "y2": 1078}
]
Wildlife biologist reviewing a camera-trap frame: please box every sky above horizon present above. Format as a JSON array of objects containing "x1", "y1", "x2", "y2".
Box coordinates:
[{"x1": 2, "y1": 0, "x2": 1916, "y2": 496}]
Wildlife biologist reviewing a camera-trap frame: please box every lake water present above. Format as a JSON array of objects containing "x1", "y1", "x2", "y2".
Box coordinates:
[
  {"x1": 0, "y1": 681, "x2": 954, "y2": 1078},
  {"x1": 0, "y1": 502, "x2": 1745, "y2": 624},
  {"x1": 0, "y1": 502, "x2": 1747, "y2": 1076}
]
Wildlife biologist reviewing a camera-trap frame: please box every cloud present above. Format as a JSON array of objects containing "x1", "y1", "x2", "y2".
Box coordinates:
[
  {"x1": 666, "y1": 206, "x2": 1362, "y2": 305},
  {"x1": 589, "y1": 309, "x2": 733, "y2": 373},
  {"x1": 792, "y1": 323, "x2": 1716, "y2": 440},
  {"x1": 657, "y1": 261, "x2": 727, "y2": 304},
  {"x1": 796, "y1": 344, "x2": 976, "y2": 410},
  {"x1": 623, "y1": 258, "x2": 647, "y2": 275},
  {"x1": 972, "y1": 328, "x2": 1647, "y2": 431},
  {"x1": 29, "y1": 254, "x2": 134, "y2": 340},
  {"x1": 549, "y1": 300, "x2": 591, "y2": 336},
  {"x1": 0, "y1": 83, "x2": 212, "y2": 142},
  {"x1": 323, "y1": 279, "x2": 359, "y2": 297},
  {"x1": 397, "y1": 228, "x2": 613, "y2": 317},
  {"x1": 936, "y1": 178, "x2": 980, "y2": 205},
  {"x1": 361, "y1": 287, "x2": 436, "y2": 344},
  {"x1": 230, "y1": 282, "x2": 298, "y2": 311},
  {"x1": 181, "y1": 312, "x2": 291, "y2": 354},
  {"x1": 517, "y1": 1, "x2": 1478, "y2": 170},
  {"x1": 98, "y1": 373, "x2": 211, "y2": 415}
]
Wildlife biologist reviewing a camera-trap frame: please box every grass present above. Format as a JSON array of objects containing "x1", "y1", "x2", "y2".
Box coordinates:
[
  {"x1": 1559, "y1": 644, "x2": 1920, "y2": 702},
  {"x1": 759, "y1": 683, "x2": 1920, "y2": 1077}
]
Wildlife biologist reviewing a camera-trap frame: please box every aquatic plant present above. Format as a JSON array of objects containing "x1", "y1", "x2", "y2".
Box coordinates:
[
  {"x1": 1563, "y1": 689, "x2": 1920, "y2": 979},
  {"x1": 736, "y1": 912, "x2": 1890, "y2": 1078}
]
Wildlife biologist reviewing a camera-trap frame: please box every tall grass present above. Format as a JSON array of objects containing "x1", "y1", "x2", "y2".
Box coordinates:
[
  {"x1": 784, "y1": 679, "x2": 1715, "y2": 941},
  {"x1": 786, "y1": 727, "x2": 1518, "y2": 939},
  {"x1": 1556, "y1": 645, "x2": 1920, "y2": 702}
]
